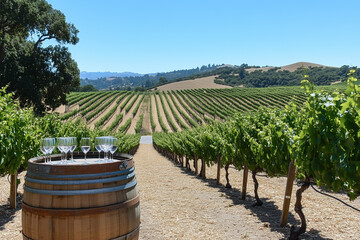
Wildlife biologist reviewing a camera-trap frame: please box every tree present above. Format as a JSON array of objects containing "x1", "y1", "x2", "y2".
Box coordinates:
[
  {"x1": 0, "y1": 0, "x2": 80, "y2": 114},
  {"x1": 145, "y1": 79, "x2": 152, "y2": 88},
  {"x1": 158, "y1": 76, "x2": 168, "y2": 85},
  {"x1": 78, "y1": 84, "x2": 98, "y2": 92}
]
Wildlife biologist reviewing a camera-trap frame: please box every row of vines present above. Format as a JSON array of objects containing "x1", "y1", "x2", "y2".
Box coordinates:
[{"x1": 152, "y1": 72, "x2": 360, "y2": 239}]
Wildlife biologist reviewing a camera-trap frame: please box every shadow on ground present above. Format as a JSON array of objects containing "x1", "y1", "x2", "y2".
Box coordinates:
[
  {"x1": 0, "y1": 193, "x2": 23, "y2": 231},
  {"x1": 172, "y1": 161, "x2": 332, "y2": 240}
]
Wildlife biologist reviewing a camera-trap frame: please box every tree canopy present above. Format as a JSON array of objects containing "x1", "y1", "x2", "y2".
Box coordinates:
[{"x1": 0, "y1": 0, "x2": 80, "y2": 114}]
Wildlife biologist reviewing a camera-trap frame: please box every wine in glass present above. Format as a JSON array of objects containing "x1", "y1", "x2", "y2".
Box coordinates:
[{"x1": 81, "y1": 138, "x2": 91, "y2": 165}]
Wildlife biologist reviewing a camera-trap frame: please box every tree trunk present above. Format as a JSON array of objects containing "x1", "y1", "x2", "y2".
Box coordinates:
[
  {"x1": 252, "y1": 170, "x2": 263, "y2": 206},
  {"x1": 200, "y1": 159, "x2": 206, "y2": 179},
  {"x1": 186, "y1": 157, "x2": 191, "y2": 171},
  {"x1": 225, "y1": 163, "x2": 232, "y2": 188},
  {"x1": 289, "y1": 177, "x2": 310, "y2": 240},
  {"x1": 10, "y1": 173, "x2": 17, "y2": 209}
]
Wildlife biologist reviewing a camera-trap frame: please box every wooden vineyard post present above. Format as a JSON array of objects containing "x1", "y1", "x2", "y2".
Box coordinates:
[
  {"x1": 241, "y1": 165, "x2": 249, "y2": 200},
  {"x1": 10, "y1": 173, "x2": 17, "y2": 209},
  {"x1": 194, "y1": 156, "x2": 198, "y2": 175},
  {"x1": 216, "y1": 155, "x2": 222, "y2": 185},
  {"x1": 280, "y1": 160, "x2": 296, "y2": 227}
]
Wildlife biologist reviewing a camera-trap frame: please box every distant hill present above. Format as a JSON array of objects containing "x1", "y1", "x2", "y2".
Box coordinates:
[
  {"x1": 246, "y1": 62, "x2": 332, "y2": 73},
  {"x1": 80, "y1": 71, "x2": 143, "y2": 80},
  {"x1": 80, "y1": 62, "x2": 359, "y2": 90},
  {"x1": 157, "y1": 62, "x2": 358, "y2": 88},
  {"x1": 81, "y1": 64, "x2": 222, "y2": 90}
]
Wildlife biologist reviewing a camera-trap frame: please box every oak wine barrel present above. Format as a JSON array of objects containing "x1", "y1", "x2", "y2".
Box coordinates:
[{"x1": 22, "y1": 152, "x2": 140, "y2": 240}]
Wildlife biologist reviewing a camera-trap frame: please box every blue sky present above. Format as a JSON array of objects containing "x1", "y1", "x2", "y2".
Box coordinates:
[{"x1": 47, "y1": 0, "x2": 360, "y2": 73}]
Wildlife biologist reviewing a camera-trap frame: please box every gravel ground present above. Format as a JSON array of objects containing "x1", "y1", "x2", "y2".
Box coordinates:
[{"x1": 1, "y1": 143, "x2": 359, "y2": 240}]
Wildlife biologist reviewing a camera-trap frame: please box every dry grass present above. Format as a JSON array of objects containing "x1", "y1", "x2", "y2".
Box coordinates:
[{"x1": 156, "y1": 76, "x2": 232, "y2": 91}]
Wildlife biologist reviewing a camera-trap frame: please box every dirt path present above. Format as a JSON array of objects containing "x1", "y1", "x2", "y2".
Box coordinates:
[{"x1": 135, "y1": 143, "x2": 285, "y2": 239}]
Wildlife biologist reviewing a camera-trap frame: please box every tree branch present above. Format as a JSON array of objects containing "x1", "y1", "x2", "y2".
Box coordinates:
[{"x1": 33, "y1": 34, "x2": 54, "y2": 51}]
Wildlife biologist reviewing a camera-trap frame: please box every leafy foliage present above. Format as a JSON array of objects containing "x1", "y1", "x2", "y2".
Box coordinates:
[
  {"x1": 153, "y1": 70, "x2": 360, "y2": 201},
  {"x1": 0, "y1": 0, "x2": 80, "y2": 114}
]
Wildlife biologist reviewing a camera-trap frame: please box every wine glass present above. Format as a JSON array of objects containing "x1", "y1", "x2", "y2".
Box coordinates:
[
  {"x1": 101, "y1": 136, "x2": 110, "y2": 161},
  {"x1": 56, "y1": 137, "x2": 66, "y2": 164},
  {"x1": 109, "y1": 137, "x2": 118, "y2": 161},
  {"x1": 81, "y1": 138, "x2": 91, "y2": 165},
  {"x1": 102, "y1": 136, "x2": 113, "y2": 162},
  {"x1": 43, "y1": 138, "x2": 56, "y2": 163},
  {"x1": 69, "y1": 137, "x2": 77, "y2": 162},
  {"x1": 40, "y1": 139, "x2": 49, "y2": 163},
  {"x1": 95, "y1": 137, "x2": 103, "y2": 161},
  {"x1": 63, "y1": 137, "x2": 71, "y2": 163}
]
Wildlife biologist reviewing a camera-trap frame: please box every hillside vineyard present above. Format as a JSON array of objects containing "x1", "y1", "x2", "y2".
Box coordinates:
[{"x1": 61, "y1": 86, "x2": 340, "y2": 134}]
